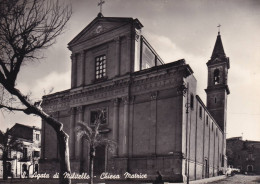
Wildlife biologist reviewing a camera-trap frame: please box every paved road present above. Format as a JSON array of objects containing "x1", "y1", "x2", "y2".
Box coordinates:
[
  {"x1": 0, "y1": 175, "x2": 260, "y2": 184},
  {"x1": 209, "y1": 174, "x2": 260, "y2": 184}
]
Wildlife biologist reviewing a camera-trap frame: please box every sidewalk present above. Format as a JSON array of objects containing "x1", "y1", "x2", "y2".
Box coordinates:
[{"x1": 168, "y1": 175, "x2": 227, "y2": 184}]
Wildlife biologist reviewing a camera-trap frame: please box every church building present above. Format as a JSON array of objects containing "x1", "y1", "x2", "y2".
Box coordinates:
[{"x1": 40, "y1": 12, "x2": 230, "y2": 182}]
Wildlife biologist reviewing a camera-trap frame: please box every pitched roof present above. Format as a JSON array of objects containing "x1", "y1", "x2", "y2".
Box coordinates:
[{"x1": 9, "y1": 123, "x2": 40, "y2": 141}]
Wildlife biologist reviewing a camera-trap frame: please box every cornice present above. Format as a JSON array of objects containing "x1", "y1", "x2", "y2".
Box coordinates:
[
  {"x1": 205, "y1": 84, "x2": 230, "y2": 95},
  {"x1": 42, "y1": 63, "x2": 188, "y2": 112}
]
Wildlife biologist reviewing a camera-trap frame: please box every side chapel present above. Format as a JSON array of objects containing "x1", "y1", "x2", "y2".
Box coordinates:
[{"x1": 41, "y1": 12, "x2": 230, "y2": 182}]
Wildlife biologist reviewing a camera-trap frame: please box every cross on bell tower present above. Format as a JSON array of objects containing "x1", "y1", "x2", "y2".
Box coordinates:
[{"x1": 217, "y1": 24, "x2": 221, "y2": 35}]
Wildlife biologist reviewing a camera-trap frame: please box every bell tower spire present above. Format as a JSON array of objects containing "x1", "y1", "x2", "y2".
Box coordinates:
[
  {"x1": 205, "y1": 30, "x2": 230, "y2": 132},
  {"x1": 211, "y1": 28, "x2": 226, "y2": 60}
]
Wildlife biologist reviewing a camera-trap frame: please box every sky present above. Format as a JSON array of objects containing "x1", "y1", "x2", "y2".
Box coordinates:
[{"x1": 1, "y1": 0, "x2": 260, "y2": 141}]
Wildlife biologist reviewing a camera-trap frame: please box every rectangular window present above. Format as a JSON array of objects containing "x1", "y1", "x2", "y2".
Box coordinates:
[
  {"x1": 248, "y1": 153, "x2": 253, "y2": 160},
  {"x1": 206, "y1": 115, "x2": 208, "y2": 126},
  {"x1": 199, "y1": 106, "x2": 202, "y2": 118},
  {"x1": 33, "y1": 151, "x2": 40, "y2": 157},
  {"x1": 36, "y1": 134, "x2": 39, "y2": 141},
  {"x1": 23, "y1": 148, "x2": 27, "y2": 159},
  {"x1": 95, "y1": 55, "x2": 106, "y2": 79},
  {"x1": 90, "y1": 108, "x2": 107, "y2": 125}
]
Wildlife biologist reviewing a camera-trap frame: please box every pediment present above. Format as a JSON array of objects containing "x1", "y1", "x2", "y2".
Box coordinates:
[{"x1": 68, "y1": 17, "x2": 134, "y2": 48}]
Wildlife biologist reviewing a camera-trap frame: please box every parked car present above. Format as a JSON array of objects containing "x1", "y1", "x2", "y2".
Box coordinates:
[{"x1": 226, "y1": 167, "x2": 240, "y2": 176}]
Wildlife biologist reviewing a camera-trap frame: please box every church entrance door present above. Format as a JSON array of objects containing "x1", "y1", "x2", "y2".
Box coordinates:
[{"x1": 94, "y1": 145, "x2": 106, "y2": 175}]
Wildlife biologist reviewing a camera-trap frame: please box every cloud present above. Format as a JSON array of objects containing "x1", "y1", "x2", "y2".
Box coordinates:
[
  {"x1": 1, "y1": 70, "x2": 71, "y2": 131},
  {"x1": 144, "y1": 32, "x2": 188, "y2": 63},
  {"x1": 17, "y1": 70, "x2": 71, "y2": 101},
  {"x1": 141, "y1": 32, "x2": 260, "y2": 141},
  {"x1": 143, "y1": 32, "x2": 208, "y2": 99}
]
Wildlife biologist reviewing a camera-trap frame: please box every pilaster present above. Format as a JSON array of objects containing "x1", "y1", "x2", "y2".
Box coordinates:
[
  {"x1": 150, "y1": 91, "x2": 158, "y2": 155},
  {"x1": 112, "y1": 98, "x2": 119, "y2": 156},
  {"x1": 114, "y1": 37, "x2": 120, "y2": 76},
  {"x1": 122, "y1": 96, "x2": 129, "y2": 157},
  {"x1": 128, "y1": 96, "x2": 135, "y2": 157},
  {"x1": 126, "y1": 35, "x2": 132, "y2": 72},
  {"x1": 71, "y1": 54, "x2": 77, "y2": 88},
  {"x1": 75, "y1": 106, "x2": 84, "y2": 160},
  {"x1": 80, "y1": 51, "x2": 85, "y2": 86},
  {"x1": 69, "y1": 107, "x2": 76, "y2": 159}
]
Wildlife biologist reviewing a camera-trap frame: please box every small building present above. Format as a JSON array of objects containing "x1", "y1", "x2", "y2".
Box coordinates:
[
  {"x1": 227, "y1": 137, "x2": 260, "y2": 174},
  {"x1": 0, "y1": 123, "x2": 41, "y2": 178}
]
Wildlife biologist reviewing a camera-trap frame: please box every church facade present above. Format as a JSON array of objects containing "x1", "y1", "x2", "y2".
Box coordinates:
[{"x1": 40, "y1": 13, "x2": 230, "y2": 182}]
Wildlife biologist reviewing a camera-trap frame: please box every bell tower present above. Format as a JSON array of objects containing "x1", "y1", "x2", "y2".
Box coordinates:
[{"x1": 205, "y1": 31, "x2": 230, "y2": 132}]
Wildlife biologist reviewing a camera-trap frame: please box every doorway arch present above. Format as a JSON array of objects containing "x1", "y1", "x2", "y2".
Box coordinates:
[{"x1": 247, "y1": 165, "x2": 253, "y2": 172}]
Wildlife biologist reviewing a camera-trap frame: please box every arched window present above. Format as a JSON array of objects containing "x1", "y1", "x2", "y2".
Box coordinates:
[{"x1": 214, "y1": 69, "x2": 220, "y2": 85}]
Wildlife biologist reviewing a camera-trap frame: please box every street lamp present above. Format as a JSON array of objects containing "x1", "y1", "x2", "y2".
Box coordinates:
[{"x1": 177, "y1": 82, "x2": 190, "y2": 184}]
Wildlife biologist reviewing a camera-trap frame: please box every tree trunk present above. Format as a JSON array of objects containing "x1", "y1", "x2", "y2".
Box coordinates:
[
  {"x1": 57, "y1": 130, "x2": 71, "y2": 184},
  {"x1": 89, "y1": 147, "x2": 95, "y2": 184},
  {"x1": 3, "y1": 154, "x2": 7, "y2": 180},
  {"x1": 0, "y1": 77, "x2": 72, "y2": 184}
]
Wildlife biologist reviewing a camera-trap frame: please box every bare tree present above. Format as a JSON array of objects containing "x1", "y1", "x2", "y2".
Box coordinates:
[
  {"x1": 0, "y1": 0, "x2": 72, "y2": 183},
  {"x1": 75, "y1": 110, "x2": 117, "y2": 184}
]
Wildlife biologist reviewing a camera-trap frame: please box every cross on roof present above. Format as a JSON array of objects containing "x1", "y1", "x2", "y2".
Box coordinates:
[{"x1": 98, "y1": 0, "x2": 105, "y2": 14}]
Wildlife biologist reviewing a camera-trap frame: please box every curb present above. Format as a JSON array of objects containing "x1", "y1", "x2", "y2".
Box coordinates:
[{"x1": 168, "y1": 175, "x2": 227, "y2": 184}]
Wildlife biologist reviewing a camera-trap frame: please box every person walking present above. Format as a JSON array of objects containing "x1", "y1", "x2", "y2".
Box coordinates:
[{"x1": 154, "y1": 171, "x2": 163, "y2": 184}]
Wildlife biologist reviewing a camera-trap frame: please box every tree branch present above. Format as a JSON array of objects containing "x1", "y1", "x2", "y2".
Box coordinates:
[
  {"x1": 0, "y1": 104, "x2": 27, "y2": 112},
  {"x1": 0, "y1": 59, "x2": 9, "y2": 78}
]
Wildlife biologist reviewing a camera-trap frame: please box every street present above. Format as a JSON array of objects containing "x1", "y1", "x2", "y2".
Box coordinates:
[
  {"x1": 209, "y1": 174, "x2": 260, "y2": 184},
  {"x1": 0, "y1": 175, "x2": 260, "y2": 184}
]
